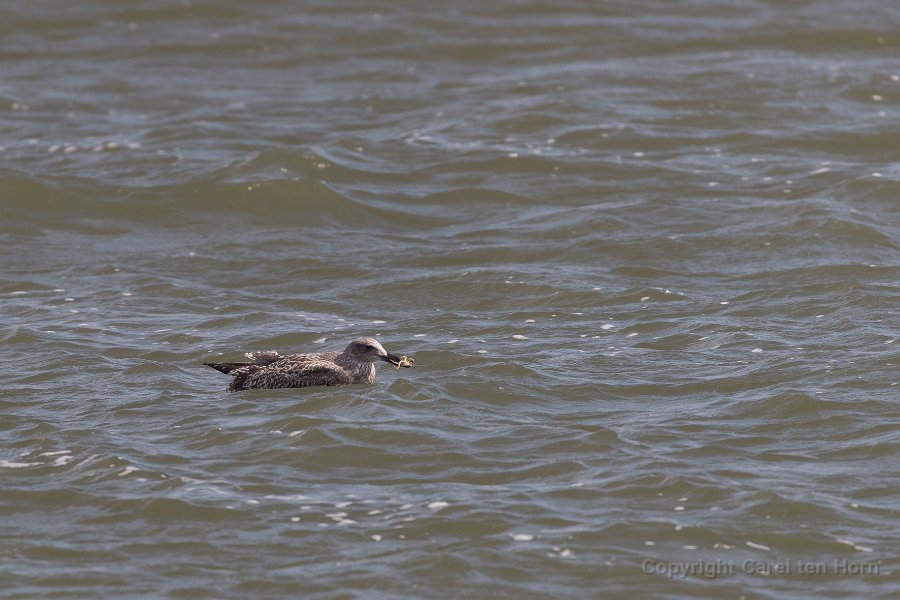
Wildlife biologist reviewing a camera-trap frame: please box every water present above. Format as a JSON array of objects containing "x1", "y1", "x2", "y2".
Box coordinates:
[{"x1": 2, "y1": 1, "x2": 899, "y2": 598}]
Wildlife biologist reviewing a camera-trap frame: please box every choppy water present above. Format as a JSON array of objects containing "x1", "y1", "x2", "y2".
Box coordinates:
[{"x1": 2, "y1": 1, "x2": 899, "y2": 598}]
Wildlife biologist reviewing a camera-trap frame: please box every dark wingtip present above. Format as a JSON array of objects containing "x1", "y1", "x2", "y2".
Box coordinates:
[{"x1": 205, "y1": 362, "x2": 241, "y2": 374}]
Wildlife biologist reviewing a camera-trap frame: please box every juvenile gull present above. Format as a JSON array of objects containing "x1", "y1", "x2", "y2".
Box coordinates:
[{"x1": 204, "y1": 337, "x2": 412, "y2": 392}]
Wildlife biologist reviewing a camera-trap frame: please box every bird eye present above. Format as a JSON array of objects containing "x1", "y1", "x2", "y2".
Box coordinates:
[{"x1": 364, "y1": 344, "x2": 375, "y2": 350}]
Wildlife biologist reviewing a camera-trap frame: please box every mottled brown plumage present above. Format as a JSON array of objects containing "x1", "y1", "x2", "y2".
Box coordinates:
[{"x1": 204, "y1": 337, "x2": 410, "y2": 391}]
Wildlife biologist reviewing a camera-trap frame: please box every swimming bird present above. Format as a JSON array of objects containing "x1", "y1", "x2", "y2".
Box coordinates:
[{"x1": 204, "y1": 337, "x2": 412, "y2": 391}]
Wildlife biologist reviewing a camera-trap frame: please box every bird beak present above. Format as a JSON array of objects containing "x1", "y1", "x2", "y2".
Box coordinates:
[
  {"x1": 382, "y1": 353, "x2": 414, "y2": 369},
  {"x1": 382, "y1": 353, "x2": 403, "y2": 366}
]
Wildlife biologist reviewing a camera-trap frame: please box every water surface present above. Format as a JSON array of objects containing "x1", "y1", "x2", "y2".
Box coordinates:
[{"x1": 2, "y1": 1, "x2": 899, "y2": 598}]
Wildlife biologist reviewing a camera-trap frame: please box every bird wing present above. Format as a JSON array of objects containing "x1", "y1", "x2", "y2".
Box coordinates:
[
  {"x1": 242, "y1": 358, "x2": 351, "y2": 389},
  {"x1": 281, "y1": 351, "x2": 340, "y2": 362},
  {"x1": 243, "y1": 350, "x2": 283, "y2": 364}
]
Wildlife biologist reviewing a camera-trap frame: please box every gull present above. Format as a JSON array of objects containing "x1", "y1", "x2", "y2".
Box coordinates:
[{"x1": 204, "y1": 337, "x2": 412, "y2": 391}]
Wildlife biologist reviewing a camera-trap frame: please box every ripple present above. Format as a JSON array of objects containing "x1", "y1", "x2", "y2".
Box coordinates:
[{"x1": 3, "y1": 2, "x2": 900, "y2": 598}]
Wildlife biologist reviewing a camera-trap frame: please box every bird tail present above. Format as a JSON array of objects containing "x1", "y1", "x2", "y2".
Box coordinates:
[{"x1": 204, "y1": 362, "x2": 253, "y2": 375}]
